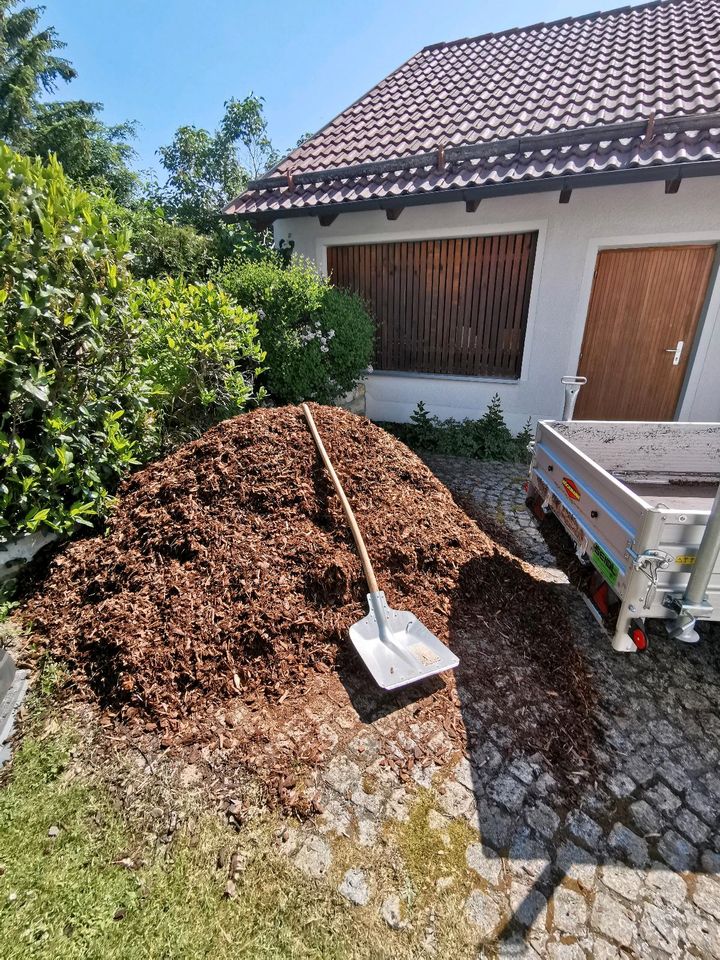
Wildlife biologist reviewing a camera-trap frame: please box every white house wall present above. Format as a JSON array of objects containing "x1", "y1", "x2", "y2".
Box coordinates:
[{"x1": 273, "y1": 177, "x2": 720, "y2": 430}]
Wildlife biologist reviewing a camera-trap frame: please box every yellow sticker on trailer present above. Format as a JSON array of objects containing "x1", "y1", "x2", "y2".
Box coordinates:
[{"x1": 675, "y1": 555, "x2": 696, "y2": 566}]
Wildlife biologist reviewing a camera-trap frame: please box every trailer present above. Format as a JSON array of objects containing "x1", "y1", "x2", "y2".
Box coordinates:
[{"x1": 528, "y1": 407, "x2": 720, "y2": 651}]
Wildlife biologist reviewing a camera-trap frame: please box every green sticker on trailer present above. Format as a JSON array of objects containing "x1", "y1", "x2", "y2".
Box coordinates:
[{"x1": 590, "y1": 543, "x2": 619, "y2": 586}]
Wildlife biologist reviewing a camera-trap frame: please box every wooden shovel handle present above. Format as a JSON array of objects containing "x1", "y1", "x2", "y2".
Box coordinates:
[{"x1": 302, "y1": 403, "x2": 379, "y2": 595}]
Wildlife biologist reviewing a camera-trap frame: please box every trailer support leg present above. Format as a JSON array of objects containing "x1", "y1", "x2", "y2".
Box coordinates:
[{"x1": 612, "y1": 600, "x2": 641, "y2": 652}]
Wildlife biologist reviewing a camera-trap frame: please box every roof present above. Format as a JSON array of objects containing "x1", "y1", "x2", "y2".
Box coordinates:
[{"x1": 225, "y1": 0, "x2": 720, "y2": 220}]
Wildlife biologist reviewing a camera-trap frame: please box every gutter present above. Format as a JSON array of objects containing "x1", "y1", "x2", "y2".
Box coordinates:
[{"x1": 224, "y1": 158, "x2": 720, "y2": 225}]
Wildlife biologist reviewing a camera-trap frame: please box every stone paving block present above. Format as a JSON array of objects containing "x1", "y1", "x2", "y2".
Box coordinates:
[
  {"x1": 476, "y1": 799, "x2": 515, "y2": 850},
  {"x1": 507, "y1": 758, "x2": 536, "y2": 786},
  {"x1": 489, "y1": 773, "x2": 527, "y2": 813},
  {"x1": 657, "y1": 829, "x2": 698, "y2": 872},
  {"x1": 607, "y1": 773, "x2": 636, "y2": 800},
  {"x1": 466, "y1": 841, "x2": 503, "y2": 886},
  {"x1": 510, "y1": 881, "x2": 547, "y2": 931},
  {"x1": 702, "y1": 771, "x2": 720, "y2": 799},
  {"x1": 692, "y1": 875, "x2": 720, "y2": 921},
  {"x1": 591, "y1": 893, "x2": 636, "y2": 949},
  {"x1": 317, "y1": 799, "x2": 352, "y2": 837},
  {"x1": 555, "y1": 840, "x2": 598, "y2": 891},
  {"x1": 601, "y1": 862, "x2": 643, "y2": 901},
  {"x1": 385, "y1": 786, "x2": 410, "y2": 822},
  {"x1": 645, "y1": 862, "x2": 688, "y2": 907},
  {"x1": 509, "y1": 827, "x2": 551, "y2": 885},
  {"x1": 350, "y1": 785, "x2": 383, "y2": 816},
  {"x1": 471, "y1": 740, "x2": 502, "y2": 777},
  {"x1": 453, "y1": 757, "x2": 475, "y2": 792},
  {"x1": 686, "y1": 786, "x2": 718, "y2": 826},
  {"x1": 590, "y1": 939, "x2": 622, "y2": 960},
  {"x1": 607, "y1": 823, "x2": 650, "y2": 867},
  {"x1": 701, "y1": 849, "x2": 720, "y2": 873},
  {"x1": 324, "y1": 756, "x2": 362, "y2": 795},
  {"x1": 437, "y1": 779, "x2": 474, "y2": 819},
  {"x1": 525, "y1": 801, "x2": 560, "y2": 840},
  {"x1": 645, "y1": 782, "x2": 682, "y2": 818},
  {"x1": 380, "y1": 893, "x2": 406, "y2": 929},
  {"x1": 339, "y1": 868, "x2": 370, "y2": 906},
  {"x1": 623, "y1": 755, "x2": 654, "y2": 788},
  {"x1": 684, "y1": 912, "x2": 720, "y2": 958},
  {"x1": 565, "y1": 809, "x2": 603, "y2": 850},
  {"x1": 294, "y1": 835, "x2": 331, "y2": 879},
  {"x1": 651, "y1": 719, "x2": 682, "y2": 748},
  {"x1": 675, "y1": 807, "x2": 710, "y2": 846},
  {"x1": 552, "y1": 886, "x2": 588, "y2": 935},
  {"x1": 356, "y1": 817, "x2": 378, "y2": 848},
  {"x1": 411, "y1": 761, "x2": 438, "y2": 790},
  {"x1": 628, "y1": 799, "x2": 662, "y2": 837},
  {"x1": 638, "y1": 902, "x2": 681, "y2": 954},
  {"x1": 546, "y1": 944, "x2": 585, "y2": 960},
  {"x1": 657, "y1": 759, "x2": 691, "y2": 794},
  {"x1": 465, "y1": 889, "x2": 505, "y2": 937}
]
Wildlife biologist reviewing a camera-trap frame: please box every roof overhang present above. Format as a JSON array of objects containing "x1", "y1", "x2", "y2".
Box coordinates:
[{"x1": 224, "y1": 158, "x2": 720, "y2": 227}]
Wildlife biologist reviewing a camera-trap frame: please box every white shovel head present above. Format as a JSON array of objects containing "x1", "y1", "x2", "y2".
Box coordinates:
[{"x1": 348, "y1": 591, "x2": 459, "y2": 691}]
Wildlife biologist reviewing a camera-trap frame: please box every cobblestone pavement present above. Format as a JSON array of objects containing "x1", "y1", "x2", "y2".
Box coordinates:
[{"x1": 277, "y1": 457, "x2": 720, "y2": 958}]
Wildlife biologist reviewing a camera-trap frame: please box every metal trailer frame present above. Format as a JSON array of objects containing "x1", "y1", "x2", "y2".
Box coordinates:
[{"x1": 528, "y1": 418, "x2": 720, "y2": 651}]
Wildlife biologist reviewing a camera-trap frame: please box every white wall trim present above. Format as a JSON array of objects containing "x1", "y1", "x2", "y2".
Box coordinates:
[
  {"x1": 566, "y1": 230, "x2": 720, "y2": 420},
  {"x1": 316, "y1": 218, "x2": 549, "y2": 384}
]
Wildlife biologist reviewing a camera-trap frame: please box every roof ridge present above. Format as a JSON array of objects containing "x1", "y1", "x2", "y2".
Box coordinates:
[{"x1": 421, "y1": 0, "x2": 693, "y2": 53}]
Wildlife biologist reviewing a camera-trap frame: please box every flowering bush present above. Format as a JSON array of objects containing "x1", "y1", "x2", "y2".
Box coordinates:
[{"x1": 219, "y1": 256, "x2": 374, "y2": 405}]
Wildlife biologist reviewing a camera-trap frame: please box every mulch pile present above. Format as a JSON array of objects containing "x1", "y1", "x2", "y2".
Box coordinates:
[{"x1": 22, "y1": 404, "x2": 600, "y2": 799}]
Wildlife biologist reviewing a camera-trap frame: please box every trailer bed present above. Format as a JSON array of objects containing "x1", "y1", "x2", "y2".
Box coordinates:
[{"x1": 528, "y1": 420, "x2": 720, "y2": 651}]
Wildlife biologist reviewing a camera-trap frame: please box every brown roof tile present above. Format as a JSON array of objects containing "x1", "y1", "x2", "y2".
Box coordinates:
[{"x1": 226, "y1": 0, "x2": 720, "y2": 218}]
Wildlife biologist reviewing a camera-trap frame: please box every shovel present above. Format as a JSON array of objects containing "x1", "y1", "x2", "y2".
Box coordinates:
[{"x1": 302, "y1": 404, "x2": 459, "y2": 691}]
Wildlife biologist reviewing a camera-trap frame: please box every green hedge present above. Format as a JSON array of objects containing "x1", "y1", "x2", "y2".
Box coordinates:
[
  {"x1": 0, "y1": 145, "x2": 266, "y2": 541},
  {"x1": 219, "y1": 255, "x2": 374, "y2": 405},
  {"x1": 0, "y1": 144, "x2": 151, "y2": 538},
  {"x1": 132, "y1": 277, "x2": 265, "y2": 451}
]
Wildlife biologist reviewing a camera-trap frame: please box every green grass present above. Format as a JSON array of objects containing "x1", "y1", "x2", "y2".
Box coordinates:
[{"x1": 0, "y1": 723, "x2": 413, "y2": 960}]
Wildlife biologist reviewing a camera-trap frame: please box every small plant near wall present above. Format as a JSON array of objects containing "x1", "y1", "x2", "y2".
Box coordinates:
[{"x1": 380, "y1": 395, "x2": 533, "y2": 462}]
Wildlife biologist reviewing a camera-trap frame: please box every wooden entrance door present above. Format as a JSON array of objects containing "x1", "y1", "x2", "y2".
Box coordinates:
[{"x1": 574, "y1": 245, "x2": 716, "y2": 420}]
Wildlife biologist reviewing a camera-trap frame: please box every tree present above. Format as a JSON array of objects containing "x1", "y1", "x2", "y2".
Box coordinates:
[
  {"x1": 155, "y1": 94, "x2": 279, "y2": 234},
  {"x1": 29, "y1": 100, "x2": 139, "y2": 203},
  {"x1": 0, "y1": 1, "x2": 138, "y2": 202},
  {"x1": 0, "y1": 0, "x2": 75, "y2": 142}
]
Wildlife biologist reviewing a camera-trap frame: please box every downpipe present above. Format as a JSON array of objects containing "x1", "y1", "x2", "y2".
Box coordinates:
[
  {"x1": 561, "y1": 376, "x2": 587, "y2": 421},
  {"x1": 665, "y1": 483, "x2": 720, "y2": 643}
]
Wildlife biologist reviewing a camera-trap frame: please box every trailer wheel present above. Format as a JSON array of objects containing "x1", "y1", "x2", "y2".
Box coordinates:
[{"x1": 630, "y1": 623, "x2": 648, "y2": 651}]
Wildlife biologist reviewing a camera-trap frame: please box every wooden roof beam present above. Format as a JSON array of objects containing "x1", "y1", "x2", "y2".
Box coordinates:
[
  {"x1": 559, "y1": 186, "x2": 572, "y2": 203},
  {"x1": 465, "y1": 198, "x2": 481, "y2": 212},
  {"x1": 385, "y1": 207, "x2": 404, "y2": 220},
  {"x1": 665, "y1": 177, "x2": 682, "y2": 194},
  {"x1": 318, "y1": 213, "x2": 338, "y2": 226}
]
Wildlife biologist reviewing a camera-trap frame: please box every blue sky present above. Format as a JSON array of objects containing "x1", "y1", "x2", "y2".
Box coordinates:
[{"x1": 43, "y1": 0, "x2": 639, "y2": 180}]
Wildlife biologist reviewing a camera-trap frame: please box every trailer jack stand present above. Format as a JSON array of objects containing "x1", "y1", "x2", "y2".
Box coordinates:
[{"x1": 665, "y1": 617, "x2": 700, "y2": 644}]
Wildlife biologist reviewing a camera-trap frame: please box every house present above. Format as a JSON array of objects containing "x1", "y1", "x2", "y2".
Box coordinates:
[{"x1": 225, "y1": 0, "x2": 720, "y2": 430}]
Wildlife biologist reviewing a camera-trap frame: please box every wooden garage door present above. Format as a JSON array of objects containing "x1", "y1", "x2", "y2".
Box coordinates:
[
  {"x1": 327, "y1": 232, "x2": 538, "y2": 378},
  {"x1": 575, "y1": 245, "x2": 716, "y2": 421}
]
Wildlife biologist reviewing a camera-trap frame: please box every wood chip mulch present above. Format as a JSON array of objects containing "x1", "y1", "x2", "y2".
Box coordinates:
[{"x1": 21, "y1": 404, "x2": 601, "y2": 801}]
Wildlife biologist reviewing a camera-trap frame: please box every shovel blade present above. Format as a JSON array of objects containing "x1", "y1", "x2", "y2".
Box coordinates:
[{"x1": 348, "y1": 591, "x2": 459, "y2": 691}]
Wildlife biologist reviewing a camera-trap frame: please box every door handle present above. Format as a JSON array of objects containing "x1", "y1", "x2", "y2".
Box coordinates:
[{"x1": 664, "y1": 340, "x2": 684, "y2": 365}]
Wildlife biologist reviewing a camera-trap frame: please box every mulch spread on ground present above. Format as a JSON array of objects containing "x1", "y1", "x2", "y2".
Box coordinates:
[{"x1": 22, "y1": 405, "x2": 600, "y2": 804}]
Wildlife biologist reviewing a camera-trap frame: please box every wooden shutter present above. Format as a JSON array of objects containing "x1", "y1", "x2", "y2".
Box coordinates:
[{"x1": 327, "y1": 232, "x2": 537, "y2": 378}]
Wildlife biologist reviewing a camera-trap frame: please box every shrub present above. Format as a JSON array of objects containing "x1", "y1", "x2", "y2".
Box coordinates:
[
  {"x1": 219, "y1": 256, "x2": 374, "y2": 404},
  {"x1": 381, "y1": 395, "x2": 533, "y2": 462},
  {"x1": 132, "y1": 277, "x2": 266, "y2": 451},
  {"x1": 121, "y1": 204, "x2": 216, "y2": 281},
  {"x1": 0, "y1": 145, "x2": 151, "y2": 539}
]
